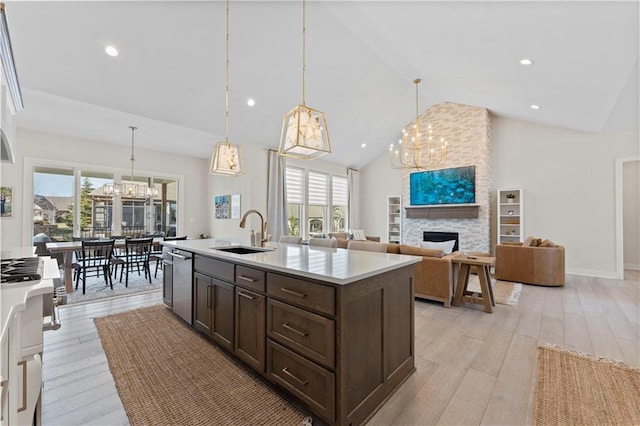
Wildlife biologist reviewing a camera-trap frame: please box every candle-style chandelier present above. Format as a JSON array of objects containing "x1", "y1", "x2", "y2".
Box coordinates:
[{"x1": 389, "y1": 78, "x2": 447, "y2": 170}]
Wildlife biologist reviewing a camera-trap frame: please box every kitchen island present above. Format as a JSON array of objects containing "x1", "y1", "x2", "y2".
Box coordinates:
[{"x1": 161, "y1": 238, "x2": 421, "y2": 426}]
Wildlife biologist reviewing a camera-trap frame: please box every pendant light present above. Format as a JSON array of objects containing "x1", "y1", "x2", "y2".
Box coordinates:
[
  {"x1": 278, "y1": 0, "x2": 331, "y2": 160},
  {"x1": 210, "y1": 0, "x2": 244, "y2": 176},
  {"x1": 123, "y1": 126, "x2": 147, "y2": 198}
]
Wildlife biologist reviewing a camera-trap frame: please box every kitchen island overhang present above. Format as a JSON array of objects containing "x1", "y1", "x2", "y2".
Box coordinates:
[{"x1": 161, "y1": 239, "x2": 421, "y2": 426}]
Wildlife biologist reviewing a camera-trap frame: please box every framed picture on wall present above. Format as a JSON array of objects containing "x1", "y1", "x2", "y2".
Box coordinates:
[
  {"x1": 1, "y1": 187, "x2": 12, "y2": 218},
  {"x1": 215, "y1": 195, "x2": 230, "y2": 219}
]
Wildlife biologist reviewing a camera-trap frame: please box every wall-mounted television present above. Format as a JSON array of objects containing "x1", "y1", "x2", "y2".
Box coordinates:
[{"x1": 410, "y1": 166, "x2": 475, "y2": 205}]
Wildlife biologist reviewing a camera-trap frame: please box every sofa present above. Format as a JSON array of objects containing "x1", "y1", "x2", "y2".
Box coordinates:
[
  {"x1": 326, "y1": 236, "x2": 459, "y2": 307},
  {"x1": 327, "y1": 232, "x2": 380, "y2": 249},
  {"x1": 494, "y1": 240, "x2": 565, "y2": 286},
  {"x1": 391, "y1": 244, "x2": 459, "y2": 307}
]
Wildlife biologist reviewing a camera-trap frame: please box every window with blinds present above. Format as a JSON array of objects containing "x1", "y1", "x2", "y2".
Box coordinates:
[{"x1": 285, "y1": 167, "x2": 349, "y2": 238}]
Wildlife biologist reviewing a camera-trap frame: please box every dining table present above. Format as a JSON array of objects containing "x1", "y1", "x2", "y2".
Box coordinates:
[{"x1": 46, "y1": 238, "x2": 163, "y2": 293}]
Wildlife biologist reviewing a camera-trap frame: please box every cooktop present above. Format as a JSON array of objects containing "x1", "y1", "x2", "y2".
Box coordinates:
[{"x1": 1, "y1": 257, "x2": 43, "y2": 283}]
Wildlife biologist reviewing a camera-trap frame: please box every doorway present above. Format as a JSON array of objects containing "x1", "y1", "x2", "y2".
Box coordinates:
[{"x1": 615, "y1": 157, "x2": 640, "y2": 279}]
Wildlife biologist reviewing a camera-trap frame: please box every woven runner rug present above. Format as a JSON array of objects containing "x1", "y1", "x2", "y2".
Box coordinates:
[
  {"x1": 95, "y1": 305, "x2": 309, "y2": 425},
  {"x1": 534, "y1": 344, "x2": 640, "y2": 425},
  {"x1": 467, "y1": 275, "x2": 522, "y2": 306}
]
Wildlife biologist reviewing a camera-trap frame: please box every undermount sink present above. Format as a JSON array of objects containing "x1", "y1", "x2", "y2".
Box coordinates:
[{"x1": 211, "y1": 246, "x2": 274, "y2": 255}]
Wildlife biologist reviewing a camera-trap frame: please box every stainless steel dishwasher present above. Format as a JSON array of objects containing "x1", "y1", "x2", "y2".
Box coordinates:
[{"x1": 166, "y1": 249, "x2": 193, "y2": 324}]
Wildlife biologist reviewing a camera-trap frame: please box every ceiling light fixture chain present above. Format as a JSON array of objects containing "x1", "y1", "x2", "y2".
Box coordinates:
[
  {"x1": 389, "y1": 78, "x2": 448, "y2": 170},
  {"x1": 277, "y1": 0, "x2": 331, "y2": 160},
  {"x1": 210, "y1": 0, "x2": 244, "y2": 176}
]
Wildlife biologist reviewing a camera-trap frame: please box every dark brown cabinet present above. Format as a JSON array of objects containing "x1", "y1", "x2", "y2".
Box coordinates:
[
  {"x1": 191, "y1": 253, "x2": 415, "y2": 426},
  {"x1": 234, "y1": 287, "x2": 266, "y2": 371},
  {"x1": 193, "y1": 271, "x2": 235, "y2": 352}
]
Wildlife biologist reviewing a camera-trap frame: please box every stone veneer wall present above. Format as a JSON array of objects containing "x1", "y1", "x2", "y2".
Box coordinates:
[{"x1": 401, "y1": 102, "x2": 491, "y2": 253}]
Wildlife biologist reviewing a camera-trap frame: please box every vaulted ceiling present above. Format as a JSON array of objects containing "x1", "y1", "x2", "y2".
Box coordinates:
[{"x1": 5, "y1": 1, "x2": 639, "y2": 169}]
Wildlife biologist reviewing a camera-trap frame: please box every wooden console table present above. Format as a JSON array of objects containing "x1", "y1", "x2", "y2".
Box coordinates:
[{"x1": 452, "y1": 254, "x2": 495, "y2": 313}]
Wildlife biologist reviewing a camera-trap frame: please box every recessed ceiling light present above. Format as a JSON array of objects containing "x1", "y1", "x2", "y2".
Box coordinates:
[
  {"x1": 520, "y1": 58, "x2": 533, "y2": 65},
  {"x1": 105, "y1": 46, "x2": 119, "y2": 57},
  {"x1": 361, "y1": 143, "x2": 366, "y2": 148},
  {"x1": 247, "y1": 98, "x2": 255, "y2": 107},
  {"x1": 530, "y1": 104, "x2": 541, "y2": 110}
]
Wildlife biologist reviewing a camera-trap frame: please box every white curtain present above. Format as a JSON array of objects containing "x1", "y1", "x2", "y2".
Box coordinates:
[
  {"x1": 266, "y1": 150, "x2": 288, "y2": 241},
  {"x1": 348, "y1": 168, "x2": 360, "y2": 230}
]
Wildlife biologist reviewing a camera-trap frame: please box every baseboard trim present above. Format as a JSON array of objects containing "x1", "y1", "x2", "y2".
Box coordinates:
[
  {"x1": 565, "y1": 268, "x2": 618, "y2": 279},
  {"x1": 623, "y1": 263, "x2": 640, "y2": 271}
]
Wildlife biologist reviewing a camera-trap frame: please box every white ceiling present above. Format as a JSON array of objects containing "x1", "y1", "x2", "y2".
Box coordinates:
[{"x1": 5, "y1": 1, "x2": 639, "y2": 169}]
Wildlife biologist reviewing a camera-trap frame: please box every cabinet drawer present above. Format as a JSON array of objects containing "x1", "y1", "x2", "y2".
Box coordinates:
[
  {"x1": 267, "y1": 273, "x2": 335, "y2": 316},
  {"x1": 267, "y1": 340, "x2": 335, "y2": 423},
  {"x1": 267, "y1": 299, "x2": 335, "y2": 369},
  {"x1": 194, "y1": 256, "x2": 234, "y2": 282},
  {"x1": 235, "y1": 265, "x2": 266, "y2": 293}
]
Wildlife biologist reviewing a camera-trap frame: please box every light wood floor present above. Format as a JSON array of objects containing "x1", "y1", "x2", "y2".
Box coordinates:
[{"x1": 42, "y1": 271, "x2": 639, "y2": 426}]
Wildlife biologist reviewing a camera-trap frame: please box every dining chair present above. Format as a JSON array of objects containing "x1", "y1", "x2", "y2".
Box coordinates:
[
  {"x1": 111, "y1": 237, "x2": 154, "y2": 287},
  {"x1": 346, "y1": 240, "x2": 387, "y2": 252},
  {"x1": 75, "y1": 239, "x2": 115, "y2": 294},
  {"x1": 150, "y1": 235, "x2": 188, "y2": 278},
  {"x1": 279, "y1": 235, "x2": 303, "y2": 244},
  {"x1": 308, "y1": 237, "x2": 338, "y2": 248}
]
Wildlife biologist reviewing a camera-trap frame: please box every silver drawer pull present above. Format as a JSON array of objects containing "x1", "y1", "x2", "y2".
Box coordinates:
[
  {"x1": 237, "y1": 275, "x2": 257, "y2": 283},
  {"x1": 281, "y1": 367, "x2": 309, "y2": 386},
  {"x1": 280, "y1": 287, "x2": 307, "y2": 298},
  {"x1": 282, "y1": 322, "x2": 309, "y2": 337},
  {"x1": 238, "y1": 291, "x2": 255, "y2": 300}
]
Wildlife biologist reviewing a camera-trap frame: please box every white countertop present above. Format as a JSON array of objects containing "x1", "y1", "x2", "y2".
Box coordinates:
[{"x1": 162, "y1": 238, "x2": 421, "y2": 285}]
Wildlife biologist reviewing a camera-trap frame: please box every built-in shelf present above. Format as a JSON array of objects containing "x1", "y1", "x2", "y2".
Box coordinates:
[{"x1": 404, "y1": 204, "x2": 479, "y2": 219}]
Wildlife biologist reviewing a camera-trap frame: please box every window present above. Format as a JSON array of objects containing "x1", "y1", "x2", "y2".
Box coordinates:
[
  {"x1": 286, "y1": 167, "x2": 303, "y2": 237},
  {"x1": 332, "y1": 176, "x2": 348, "y2": 232},
  {"x1": 33, "y1": 167, "x2": 74, "y2": 241},
  {"x1": 30, "y1": 160, "x2": 182, "y2": 241},
  {"x1": 285, "y1": 166, "x2": 348, "y2": 239}
]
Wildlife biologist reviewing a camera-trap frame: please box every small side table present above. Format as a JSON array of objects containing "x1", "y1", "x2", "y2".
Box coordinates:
[{"x1": 452, "y1": 254, "x2": 496, "y2": 313}]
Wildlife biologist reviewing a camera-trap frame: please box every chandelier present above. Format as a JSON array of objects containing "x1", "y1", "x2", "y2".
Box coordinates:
[
  {"x1": 278, "y1": 0, "x2": 331, "y2": 160},
  {"x1": 104, "y1": 126, "x2": 158, "y2": 198},
  {"x1": 210, "y1": 0, "x2": 244, "y2": 176},
  {"x1": 389, "y1": 78, "x2": 447, "y2": 170}
]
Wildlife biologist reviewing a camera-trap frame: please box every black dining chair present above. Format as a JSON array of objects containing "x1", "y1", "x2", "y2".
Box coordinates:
[
  {"x1": 111, "y1": 237, "x2": 154, "y2": 287},
  {"x1": 75, "y1": 239, "x2": 115, "y2": 294},
  {"x1": 150, "y1": 235, "x2": 188, "y2": 278}
]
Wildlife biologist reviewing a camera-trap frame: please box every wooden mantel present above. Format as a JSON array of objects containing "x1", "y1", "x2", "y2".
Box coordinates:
[{"x1": 405, "y1": 204, "x2": 480, "y2": 219}]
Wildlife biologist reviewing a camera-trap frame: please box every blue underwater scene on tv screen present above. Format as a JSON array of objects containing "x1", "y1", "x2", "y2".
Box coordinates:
[{"x1": 410, "y1": 166, "x2": 476, "y2": 205}]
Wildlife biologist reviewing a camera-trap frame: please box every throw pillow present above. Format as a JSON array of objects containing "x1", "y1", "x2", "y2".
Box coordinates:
[
  {"x1": 539, "y1": 239, "x2": 556, "y2": 247},
  {"x1": 399, "y1": 244, "x2": 446, "y2": 258},
  {"x1": 351, "y1": 229, "x2": 367, "y2": 241},
  {"x1": 420, "y1": 240, "x2": 456, "y2": 254},
  {"x1": 523, "y1": 236, "x2": 534, "y2": 247}
]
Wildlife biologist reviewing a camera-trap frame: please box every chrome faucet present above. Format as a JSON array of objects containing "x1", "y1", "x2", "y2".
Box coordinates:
[{"x1": 239, "y1": 209, "x2": 267, "y2": 247}]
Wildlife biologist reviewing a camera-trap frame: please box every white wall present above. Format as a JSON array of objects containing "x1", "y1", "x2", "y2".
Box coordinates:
[
  {"x1": 360, "y1": 152, "x2": 402, "y2": 242},
  {"x1": 623, "y1": 160, "x2": 640, "y2": 269},
  {"x1": 208, "y1": 144, "x2": 269, "y2": 242},
  {"x1": 491, "y1": 117, "x2": 638, "y2": 278},
  {"x1": 0, "y1": 128, "x2": 208, "y2": 248}
]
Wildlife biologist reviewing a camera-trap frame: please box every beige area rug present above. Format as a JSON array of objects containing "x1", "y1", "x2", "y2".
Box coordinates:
[
  {"x1": 95, "y1": 305, "x2": 309, "y2": 425},
  {"x1": 534, "y1": 344, "x2": 640, "y2": 425},
  {"x1": 466, "y1": 275, "x2": 522, "y2": 306}
]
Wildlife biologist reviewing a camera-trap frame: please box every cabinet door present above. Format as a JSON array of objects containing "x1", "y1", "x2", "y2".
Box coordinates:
[
  {"x1": 211, "y1": 278, "x2": 235, "y2": 352},
  {"x1": 193, "y1": 272, "x2": 212, "y2": 336},
  {"x1": 162, "y1": 260, "x2": 173, "y2": 307},
  {"x1": 235, "y1": 288, "x2": 266, "y2": 372}
]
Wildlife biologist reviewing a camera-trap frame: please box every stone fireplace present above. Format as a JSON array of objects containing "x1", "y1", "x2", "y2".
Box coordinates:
[{"x1": 401, "y1": 102, "x2": 491, "y2": 253}]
